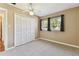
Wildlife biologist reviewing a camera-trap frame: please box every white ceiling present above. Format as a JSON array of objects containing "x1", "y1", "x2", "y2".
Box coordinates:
[{"x1": 10, "y1": 3, "x2": 79, "y2": 17}]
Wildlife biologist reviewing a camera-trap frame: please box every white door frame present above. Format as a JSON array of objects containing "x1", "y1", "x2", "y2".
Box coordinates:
[{"x1": 0, "y1": 7, "x2": 8, "y2": 51}]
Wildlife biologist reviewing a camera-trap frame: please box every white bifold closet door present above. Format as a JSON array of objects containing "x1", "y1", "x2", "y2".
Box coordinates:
[{"x1": 14, "y1": 14, "x2": 36, "y2": 46}]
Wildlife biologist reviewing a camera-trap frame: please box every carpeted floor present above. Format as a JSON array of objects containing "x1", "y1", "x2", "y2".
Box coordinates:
[{"x1": 0, "y1": 40, "x2": 79, "y2": 56}]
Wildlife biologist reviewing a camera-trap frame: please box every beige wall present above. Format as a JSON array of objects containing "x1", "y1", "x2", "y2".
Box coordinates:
[
  {"x1": 39, "y1": 6, "x2": 79, "y2": 46},
  {"x1": 0, "y1": 3, "x2": 38, "y2": 48}
]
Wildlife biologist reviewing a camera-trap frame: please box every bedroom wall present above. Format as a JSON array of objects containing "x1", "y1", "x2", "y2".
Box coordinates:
[{"x1": 39, "y1": 6, "x2": 79, "y2": 46}]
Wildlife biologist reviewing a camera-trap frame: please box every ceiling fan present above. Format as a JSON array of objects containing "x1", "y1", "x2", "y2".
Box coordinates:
[
  {"x1": 28, "y1": 3, "x2": 41, "y2": 16},
  {"x1": 28, "y1": 3, "x2": 35, "y2": 15},
  {"x1": 11, "y1": 3, "x2": 40, "y2": 16},
  {"x1": 11, "y1": 3, "x2": 35, "y2": 15}
]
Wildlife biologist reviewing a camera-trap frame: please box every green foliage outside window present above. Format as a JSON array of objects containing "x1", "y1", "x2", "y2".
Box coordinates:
[{"x1": 51, "y1": 18, "x2": 60, "y2": 29}]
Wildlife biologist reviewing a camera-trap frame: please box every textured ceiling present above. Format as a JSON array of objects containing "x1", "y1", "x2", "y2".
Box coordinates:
[{"x1": 10, "y1": 3, "x2": 79, "y2": 17}]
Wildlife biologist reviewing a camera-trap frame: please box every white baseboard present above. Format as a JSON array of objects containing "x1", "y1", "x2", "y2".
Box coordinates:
[
  {"x1": 6, "y1": 47, "x2": 15, "y2": 51},
  {"x1": 38, "y1": 38, "x2": 79, "y2": 49}
]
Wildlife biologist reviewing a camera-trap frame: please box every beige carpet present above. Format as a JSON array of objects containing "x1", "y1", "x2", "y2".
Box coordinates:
[{"x1": 0, "y1": 40, "x2": 79, "y2": 56}]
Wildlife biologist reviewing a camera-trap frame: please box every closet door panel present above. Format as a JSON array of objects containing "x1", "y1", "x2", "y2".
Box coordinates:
[
  {"x1": 30, "y1": 18, "x2": 36, "y2": 40},
  {"x1": 22, "y1": 17, "x2": 27, "y2": 44},
  {"x1": 26, "y1": 17, "x2": 31, "y2": 42},
  {"x1": 15, "y1": 15, "x2": 22, "y2": 46}
]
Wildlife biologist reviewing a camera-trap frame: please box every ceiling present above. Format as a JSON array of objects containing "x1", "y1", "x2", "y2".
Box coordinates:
[{"x1": 10, "y1": 3, "x2": 79, "y2": 17}]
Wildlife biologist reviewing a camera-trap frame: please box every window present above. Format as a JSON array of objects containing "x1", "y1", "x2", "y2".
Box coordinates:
[
  {"x1": 50, "y1": 16, "x2": 61, "y2": 31},
  {"x1": 40, "y1": 15, "x2": 64, "y2": 32}
]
